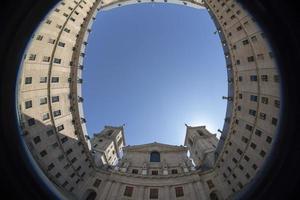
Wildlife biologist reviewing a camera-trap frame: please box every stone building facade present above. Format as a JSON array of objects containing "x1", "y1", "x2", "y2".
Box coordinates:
[{"x1": 16, "y1": 0, "x2": 280, "y2": 199}]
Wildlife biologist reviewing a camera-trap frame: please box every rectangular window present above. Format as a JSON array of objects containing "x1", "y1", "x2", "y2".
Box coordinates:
[
  {"x1": 150, "y1": 188, "x2": 159, "y2": 199},
  {"x1": 64, "y1": 28, "x2": 70, "y2": 33},
  {"x1": 52, "y1": 142, "x2": 59, "y2": 148},
  {"x1": 43, "y1": 56, "x2": 50, "y2": 62},
  {"x1": 250, "y1": 142, "x2": 257, "y2": 149},
  {"x1": 250, "y1": 95, "x2": 258, "y2": 102},
  {"x1": 251, "y1": 35, "x2": 257, "y2": 42},
  {"x1": 25, "y1": 100, "x2": 32, "y2": 109},
  {"x1": 58, "y1": 42, "x2": 65, "y2": 47},
  {"x1": 36, "y1": 35, "x2": 43, "y2": 40},
  {"x1": 247, "y1": 56, "x2": 255, "y2": 62},
  {"x1": 261, "y1": 75, "x2": 268, "y2": 81},
  {"x1": 48, "y1": 38, "x2": 55, "y2": 44},
  {"x1": 237, "y1": 149, "x2": 243, "y2": 155},
  {"x1": 151, "y1": 170, "x2": 158, "y2": 175},
  {"x1": 236, "y1": 26, "x2": 242, "y2": 31},
  {"x1": 40, "y1": 77, "x2": 47, "y2": 83},
  {"x1": 244, "y1": 155, "x2": 250, "y2": 161},
  {"x1": 42, "y1": 113, "x2": 50, "y2": 121},
  {"x1": 175, "y1": 187, "x2": 184, "y2": 197},
  {"x1": 274, "y1": 100, "x2": 280, "y2": 108},
  {"x1": 52, "y1": 96, "x2": 59, "y2": 102},
  {"x1": 261, "y1": 97, "x2": 269, "y2": 104},
  {"x1": 25, "y1": 77, "x2": 32, "y2": 84},
  {"x1": 51, "y1": 77, "x2": 59, "y2": 83},
  {"x1": 40, "y1": 97, "x2": 47, "y2": 105},
  {"x1": 46, "y1": 19, "x2": 52, "y2": 24},
  {"x1": 28, "y1": 54, "x2": 36, "y2": 61},
  {"x1": 53, "y1": 58, "x2": 61, "y2": 64},
  {"x1": 245, "y1": 124, "x2": 253, "y2": 131},
  {"x1": 93, "y1": 179, "x2": 101, "y2": 188},
  {"x1": 250, "y1": 75, "x2": 257, "y2": 81},
  {"x1": 259, "y1": 112, "x2": 266, "y2": 120},
  {"x1": 124, "y1": 186, "x2": 133, "y2": 197},
  {"x1": 242, "y1": 39, "x2": 249, "y2": 45},
  {"x1": 272, "y1": 117, "x2": 278, "y2": 126},
  {"x1": 40, "y1": 150, "x2": 47, "y2": 157},
  {"x1": 242, "y1": 136, "x2": 249, "y2": 143},
  {"x1": 266, "y1": 136, "x2": 272, "y2": 143},
  {"x1": 171, "y1": 169, "x2": 178, "y2": 174},
  {"x1": 53, "y1": 110, "x2": 61, "y2": 117},
  {"x1": 57, "y1": 124, "x2": 64, "y2": 131},
  {"x1": 238, "y1": 76, "x2": 243, "y2": 81},
  {"x1": 249, "y1": 109, "x2": 256, "y2": 116},
  {"x1": 48, "y1": 163, "x2": 55, "y2": 171},
  {"x1": 132, "y1": 169, "x2": 138, "y2": 174},
  {"x1": 61, "y1": 136, "x2": 68, "y2": 143},
  {"x1": 33, "y1": 136, "x2": 41, "y2": 144},
  {"x1": 47, "y1": 129, "x2": 54, "y2": 136},
  {"x1": 255, "y1": 129, "x2": 262, "y2": 137},
  {"x1": 260, "y1": 150, "x2": 266, "y2": 157}
]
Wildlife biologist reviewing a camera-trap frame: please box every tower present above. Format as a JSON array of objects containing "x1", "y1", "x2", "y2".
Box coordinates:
[
  {"x1": 91, "y1": 125, "x2": 126, "y2": 167},
  {"x1": 184, "y1": 125, "x2": 218, "y2": 169}
]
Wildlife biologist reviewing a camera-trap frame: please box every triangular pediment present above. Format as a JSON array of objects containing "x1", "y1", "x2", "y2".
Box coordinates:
[{"x1": 124, "y1": 142, "x2": 187, "y2": 153}]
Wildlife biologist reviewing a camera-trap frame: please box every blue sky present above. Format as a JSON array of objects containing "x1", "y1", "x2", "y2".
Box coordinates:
[{"x1": 83, "y1": 3, "x2": 226, "y2": 146}]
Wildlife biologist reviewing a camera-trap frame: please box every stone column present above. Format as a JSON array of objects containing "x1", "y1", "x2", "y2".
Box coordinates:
[{"x1": 99, "y1": 180, "x2": 113, "y2": 200}]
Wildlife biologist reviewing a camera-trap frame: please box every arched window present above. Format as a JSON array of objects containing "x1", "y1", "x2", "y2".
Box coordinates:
[{"x1": 150, "y1": 151, "x2": 160, "y2": 162}]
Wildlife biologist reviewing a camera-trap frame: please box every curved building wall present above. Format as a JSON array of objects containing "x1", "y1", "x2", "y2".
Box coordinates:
[{"x1": 17, "y1": 0, "x2": 280, "y2": 199}]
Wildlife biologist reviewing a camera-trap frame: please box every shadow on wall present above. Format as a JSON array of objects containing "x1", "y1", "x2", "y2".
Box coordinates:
[{"x1": 20, "y1": 113, "x2": 94, "y2": 199}]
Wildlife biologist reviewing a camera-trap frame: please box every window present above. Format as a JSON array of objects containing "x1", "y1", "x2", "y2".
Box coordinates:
[
  {"x1": 40, "y1": 150, "x2": 47, "y2": 157},
  {"x1": 244, "y1": 155, "x2": 250, "y2": 161},
  {"x1": 207, "y1": 180, "x2": 215, "y2": 189},
  {"x1": 237, "y1": 26, "x2": 242, "y2": 31},
  {"x1": 48, "y1": 38, "x2": 55, "y2": 44},
  {"x1": 28, "y1": 54, "x2": 36, "y2": 61},
  {"x1": 66, "y1": 148, "x2": 73, "y2": 155},
  {"x1": 55, "y1": 172, "x2": 61, "y2": 178},
  {"x1": 252, "y1": 163, "x2": 258, "y2": 170},
  {"x1": 42, "y1": 113, "x2": 50, "y2": 121},
  {"x1": 261, "y1": 75, "x2": 268, "y2": 81},
  {"x1": 93, "y1": 179, "x2": 101, "y2": 188},
  {"x1": 64, "y1": 28, "x2": 70, "y2": 33},
  {"x1": 250, "y1": 142, "x2": 257, "y2": 149},
  {"x1": 239, "y1": 164, "x2": 244, "y2": 170},
  {"x1": 28, "y1": 118, "x2": 35, "y2": 126},
  {"x1": 71, "y1": 157, "x2": 77, "y2": 163},
  {"x1": 250, "y1": 75, "x2": 257, "y2": 81},
  {"x1": 52, "y1": 96, "x2": 59, "y2": 102},
  {"x1": 33, "y1": 136, "x2": 41, "y2": 144},
  {"x1": 272, "y1": 117, "x2": 278, "y2": 126},
  {"x1": 53, "y1": 58, "x2": 61, "y2": 64},
  {"x1": 25, "y1": 100, "x2": 32, "y2": 109},
  {"x1": 175, "y1": 187, "x2": 184, "y2": 197},
  {"x1": 53, "y1": 110, "x2": 61, "y2": 117},
  {"x1": 151, "y1": 170, "x2": 158, "y2": 175},
  {"x1": 61, "y1": 136, "x2": 68, "y2": 143},
  {"x1": 150, "y1": 188, "x2": 158, "y2": 199},
  {"x1": 260, "y1": 150, "x2": 266, "y2": 157},
  {"x1": 261, "y1": 97, "x2": 269, "y2": 104},
  {"x1": 25, "y1": 77, "x2": 32, "y2": 84},
  {"x1": 255, "y1": 129, "x2": 262, "y2": 137},
  {"x1": 150, "y1": 151, "x2": 160, "y2": 162},
  {"x1": 242, "y1": 39, "x2": 249, "y2": 45},
  {"x1": 171, "y1": 169, "x2": 178, "y2": 174},
  {"x1": 249, "y1": 109, "x2": 256, "y2": 116},
  {"x1": 274, "y1": 100, "x2": 280, "y2": 108},
  {"x1": 236, "y1": 59, "x2": 240, "y2": 65},
  {"x1": 36, "y1": 35, "x2": 43, "y2": 40},
  {"x1": 132, "y1": 169, "x2": 138, "y2": 174},
  {"x1": 251, "y1": 35, "x2": 257, "y2": 42},
  {"x1": 124, "y1": 186, "x2": 133, "y2": 197},
  {"x1": 46, "y1": 130, "x2": 54, "y2": 137},
  {"x1": 250, "y1": 95, "x2": 257, "y2": 102},
  {"x1": 57, "y1": 124, "x2": 64, "y2": 131},
  {"x1": 266, "y1": 136, "x2": 272, "y2": 143},
  {"x1": 40, "y1": 97, "x2": 47, "y2": 105},
  {"x1": 46, "y1": 19, "x2": 52, "y2": 24},
  {"x1": 239, "y1": 93, "x2": 243, "y2": 99},
  {"x1": 43, "y1": 56, "x2": 50, "y2": 62},
  {"x1": 40, "y1": 77, "x2": 47, "y2": 83},
  {"x1": 58, "y1": 42, "x2": 65, "y2": 47},
  {"x1": 242, "y1": 136, "x2": 249, "y2": 143},
  {"x1": 247, "y1": 56, "x2": 254, "y2": 62},
  {"x1": 51, "y1": 77, "x2": 59, "y2": 83},
  {"x1": 237, "y1": 149, "x2": 243, "y2": 155},
  {"x1": 52, "y1": 142, "x2": 58, "y2": 148},
  {"x1": 259, "y1": 112, "x2": 266, "y2": 120},
  {"x1": 62, "y1": 181, "x2": 68, "y2": 188},
  {"x1": 48, "y1": 163, "x2": 55, "y2": 171},
  {"x1": 232, "y1": 158, "x2": 238, "y2": 163},
  {"x1": 238, "y1": 76, "x2": 242, "y2": 81},
  {"x1": 245, "y1": 124, "x2": 253, "y2": 131}
]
